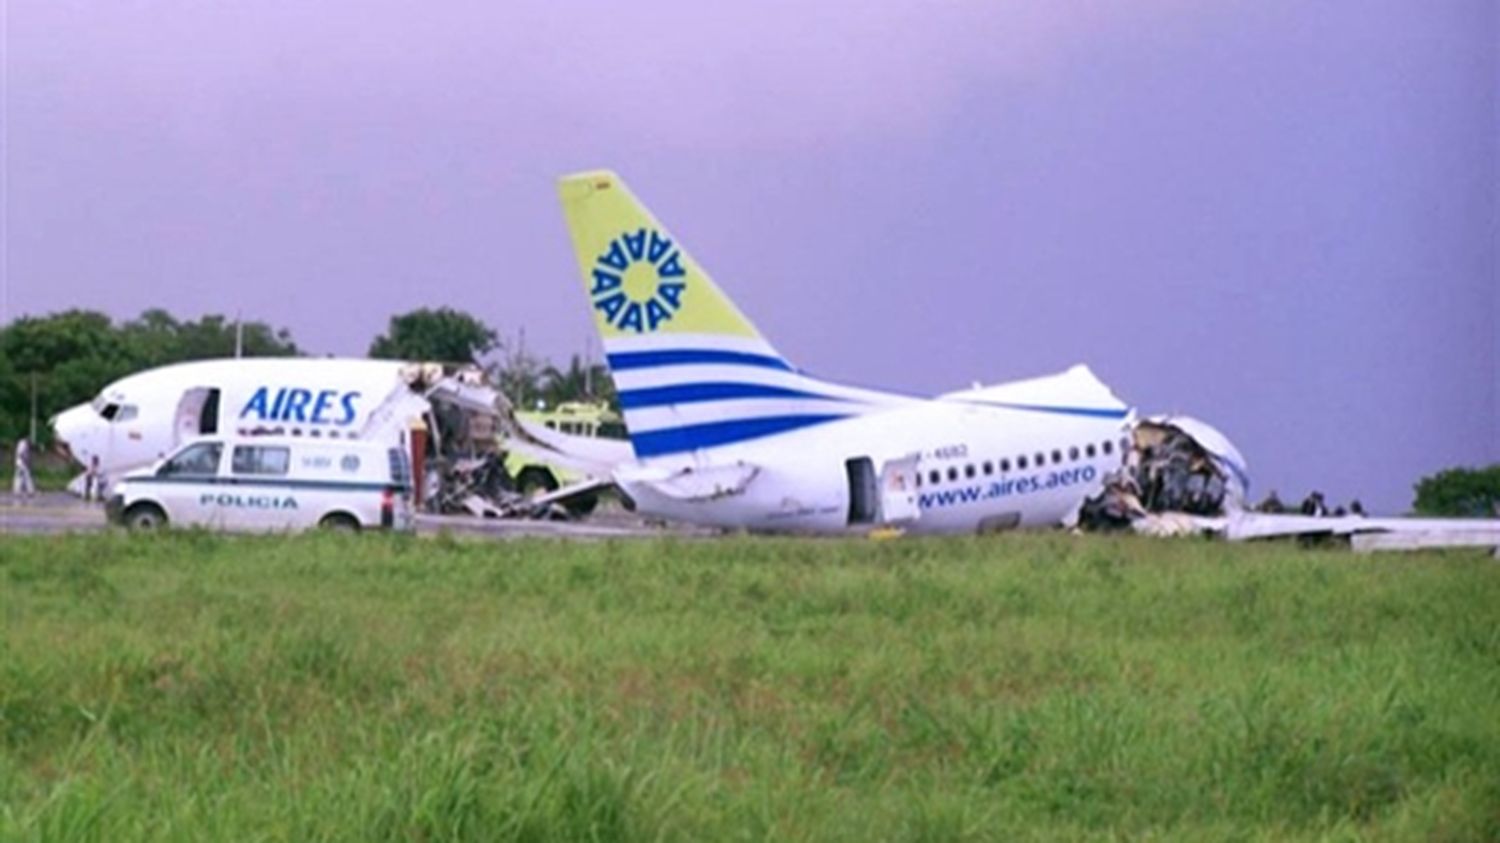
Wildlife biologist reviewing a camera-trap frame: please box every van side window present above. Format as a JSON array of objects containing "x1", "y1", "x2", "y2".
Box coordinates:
[
  {"x1": 160, "y1": 442, "x2": 223, "y2": 477},
  {"x1": 232, "y1": 445, "x2": 291, "y2": 476}
]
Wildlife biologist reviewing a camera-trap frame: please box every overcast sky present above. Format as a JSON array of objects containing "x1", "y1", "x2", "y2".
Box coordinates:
[{"x1": 1, "y1": 0, "x2": 1496, "y2": 512}]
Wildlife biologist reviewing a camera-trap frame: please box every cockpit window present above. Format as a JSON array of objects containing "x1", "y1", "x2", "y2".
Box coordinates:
[
  {"x1": 159, "y1": 442, "x2": 223, "y2": 477},
  {"x1": 95, "y1": 402, "x2": 138, "y2": 423}
]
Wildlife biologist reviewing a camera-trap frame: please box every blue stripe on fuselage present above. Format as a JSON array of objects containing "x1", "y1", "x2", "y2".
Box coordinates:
[
  {"x1": 606, "y1": 349, "x2": 793, "y2": 372},
  {"x1": 962, "y1": 400, "x2": 1129, "y2": 419},
  {"x1": 618, "y1": 382, "x2": 855, "y2": 410},
  {"x1": 630, "y1": 414, "x2": 848, "y2": 457}
]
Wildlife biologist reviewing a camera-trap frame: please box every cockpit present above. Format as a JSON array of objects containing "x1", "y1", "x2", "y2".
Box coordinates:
[{"x1": 91, "y1": 395, "x2": 139, "y2": 423}]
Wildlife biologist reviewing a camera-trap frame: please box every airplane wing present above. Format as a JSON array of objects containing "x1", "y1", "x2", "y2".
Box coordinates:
[
  {"x1": 528, "y1": 475, "x2": 616, "y2": 509},
  {"x1": 1144, "y1": 510, "x2": 1500, "y2": 553},
  {"x1": 615, "y1": 462, "x2": 760, "y2": 501},
  {"x1": 509, "y1": 418, "x2": 634, "y2": 474}
]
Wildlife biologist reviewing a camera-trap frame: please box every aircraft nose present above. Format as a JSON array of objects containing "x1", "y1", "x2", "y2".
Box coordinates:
[{"x1": 50, "y1": 404, "x2": 94, "y2": 467}]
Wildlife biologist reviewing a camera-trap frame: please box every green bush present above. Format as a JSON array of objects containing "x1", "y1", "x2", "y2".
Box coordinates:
[{"x1": 1412, "y1": 465, "x2": 1500, "y2": 517}]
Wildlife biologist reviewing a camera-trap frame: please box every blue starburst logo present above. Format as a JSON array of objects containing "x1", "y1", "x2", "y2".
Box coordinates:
[{"x1": 589, "y1": 229, "x2": 687, "y2": 333}]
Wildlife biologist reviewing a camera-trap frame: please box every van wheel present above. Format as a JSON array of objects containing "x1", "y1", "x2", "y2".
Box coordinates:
[
  {"x1": 124, "y1": 503, "x2": 168, "y2": 531},
  {"x1": 517, "y1": 467, "x2": 559, "y2": 498},
  {"x1": 319, "y1": 513, "x2": 361, "y2": 533}
]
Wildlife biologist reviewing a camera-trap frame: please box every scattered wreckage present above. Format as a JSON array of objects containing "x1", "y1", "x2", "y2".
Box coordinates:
[
  {"x1": 398, "y1": 365, "x2": 617, "y2": 521},
  {"x1": 1080, "y1": 416, "x2": 1500, "y2": 553},
  {"x1": 1078, "y1": 415, "x2": 1248, "y2": 535}
]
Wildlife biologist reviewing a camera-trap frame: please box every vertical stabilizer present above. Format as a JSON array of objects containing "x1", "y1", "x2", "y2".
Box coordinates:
[{"x1": 557, "y1": 171, "x2": 901, "y2": 459}]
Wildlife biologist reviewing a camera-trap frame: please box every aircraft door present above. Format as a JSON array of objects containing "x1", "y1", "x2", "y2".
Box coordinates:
[
  {"x1": 174, "y1": 388, "x2": 222, "y2": 445},
  {"x1": 845, "y1": 457, "x2": 879, "y2": 525},
  {"x1": 879, "y1": 455, "x2": 921, "y2": 524}
]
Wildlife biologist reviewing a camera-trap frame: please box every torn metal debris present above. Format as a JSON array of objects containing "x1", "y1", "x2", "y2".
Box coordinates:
[{"x1": 1079, "y1": 415, "x2": 1249, "y2": 532}]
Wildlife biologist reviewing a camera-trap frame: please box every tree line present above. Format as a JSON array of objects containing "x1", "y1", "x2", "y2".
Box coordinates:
[{"x1": 0, "y1": 306, "x2": 615, "y2": 444}]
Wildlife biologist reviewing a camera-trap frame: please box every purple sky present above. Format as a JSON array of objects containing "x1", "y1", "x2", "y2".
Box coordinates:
[{"x1": 3, "y1": 1, "x2": 1496, "y2": 513}]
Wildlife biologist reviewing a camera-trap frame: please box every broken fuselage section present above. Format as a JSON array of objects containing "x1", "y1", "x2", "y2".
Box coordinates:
[{"x1": 1079, "y1": 415, "x2": 1250, "y2": 532}]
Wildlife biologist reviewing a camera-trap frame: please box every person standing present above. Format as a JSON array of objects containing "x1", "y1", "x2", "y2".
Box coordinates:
[
  {"x1": 85, "y1": 454, "x2": 103, "y2": 503},
  {"x1": 13, "y1": 437, "x2": 36, "y2": 500}
]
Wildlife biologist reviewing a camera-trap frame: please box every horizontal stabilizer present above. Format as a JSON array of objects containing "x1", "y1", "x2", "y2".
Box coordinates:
[{"x1": 615, "y1": 461, "x2": 760, "y2": 501}]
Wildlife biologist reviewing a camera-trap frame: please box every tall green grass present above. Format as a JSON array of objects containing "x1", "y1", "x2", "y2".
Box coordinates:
[{"x1": 2, "y1": 531, "x2": 1498, "y2": 841}]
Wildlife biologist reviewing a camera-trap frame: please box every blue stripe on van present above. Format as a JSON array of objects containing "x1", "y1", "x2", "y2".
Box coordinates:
[{"x1": 126, "y1": 476, "x2": 404, "y2": 493}]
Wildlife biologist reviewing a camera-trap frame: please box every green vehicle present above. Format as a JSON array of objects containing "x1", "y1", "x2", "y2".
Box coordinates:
[{"x1": 502, "y1": 401, "x2": 626, "y2": 514}]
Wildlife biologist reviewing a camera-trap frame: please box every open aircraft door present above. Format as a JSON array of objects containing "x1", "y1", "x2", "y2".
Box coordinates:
[
  {"x1": 879, "y1": 455, "x2": 921, "y2": 524},
  {"x1": 174, "y1": 387, "x2": 221, "y2": 446}
]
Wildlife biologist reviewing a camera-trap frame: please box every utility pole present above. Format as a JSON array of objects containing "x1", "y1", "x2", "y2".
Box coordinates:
[
  {"x1": 234, "y1": 312, "x2": 244, "y2": 358},
  {"x1": 29, "y1": 372, "x2": 37, "y2": 443},
  {"x1": 584, "y1": 333, "x2": 593, "y2": 398}
]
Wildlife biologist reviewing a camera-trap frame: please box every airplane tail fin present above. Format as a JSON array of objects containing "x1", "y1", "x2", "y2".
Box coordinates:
[{"x1": 557, "y1": 171, "x2": 898, "y2": 460}]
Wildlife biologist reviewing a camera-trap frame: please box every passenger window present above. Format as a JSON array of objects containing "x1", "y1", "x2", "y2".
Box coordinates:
[
  {"x1": 914, "y1": 473, "x2": 922, "y2": 488},
  {"x1": 1068, "y1": 446, "x2": 1079, "y2": 461},
  {"x1": 1035, "y1": 452, "x2": 1046, "y2": 466},
  {"x1": 1051, "y1": 449, "x2": 1062, "y2": 464},
  {"x1": 1120, "y1": 437, "x2": 1130, "y2": 453},
  {"x1": 964, "y1": 464, "x2": 976, "y2": 479},
  {"x1": 1000, "y1": 458, "x2": 1010, "y2": 472},
  {"x1": 1102, "y1": 440, "x2": 1114, "y2": 456},
  {"x1": 1017, "y1": 456, "x2": 1028, "y2": 470},
  {"x1": 160, "y1": 442, "x2": 223, "y2": 477},
  {"x1": 1086, "y1": 444, "x2": 1096, "y2": 458},
  {"x1": 947, "y1": 467, "x2": 958, "y2": 482},
  {"x1": 232, "y1": 445, "x2": 291, "y2": 476},
  {"x1": 928, "y1": 470, "x2": 940, "y2": 485},
  {"x1": 982, "y1": 461, "x2": 993, "y2": 476}
]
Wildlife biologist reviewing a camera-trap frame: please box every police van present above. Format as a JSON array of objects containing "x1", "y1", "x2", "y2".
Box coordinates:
[{"x1": 106, "y1": 435, "x2": 415, "y2": 533}]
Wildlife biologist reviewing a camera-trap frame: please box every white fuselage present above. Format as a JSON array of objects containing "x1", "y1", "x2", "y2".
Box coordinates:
[
  {"x1": 617, "y1": 368, "x2": 1134, "y2": 534},
  {"x1": 51, "y1": 358, "x2": 413, "y2": 479}
]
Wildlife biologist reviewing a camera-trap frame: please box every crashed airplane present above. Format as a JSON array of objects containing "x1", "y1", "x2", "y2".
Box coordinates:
[
  {"x1": 549, "y1": 169, "x2": 1500, "y2": 548},
  {"x1": 49, "y1": 358, "x2": 588, "y2": 518}
]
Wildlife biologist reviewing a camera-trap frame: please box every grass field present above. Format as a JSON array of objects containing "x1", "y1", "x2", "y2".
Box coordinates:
[{"x1": 2, "y1": 531, "x2": 1498, "y2": 841}]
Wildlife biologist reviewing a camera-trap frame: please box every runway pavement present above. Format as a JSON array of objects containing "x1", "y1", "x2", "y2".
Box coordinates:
[
  {"x1": 0, "y1": 492, "x2": 703, "y2": 540},
  {"x1": 0, "y1": 492, "x2": 108, "y2": 535}
]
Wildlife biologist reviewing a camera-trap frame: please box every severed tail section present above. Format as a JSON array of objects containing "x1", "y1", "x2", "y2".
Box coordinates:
[{"x1": 557, "y1": 170, "x2": 905, "y2": 460}]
